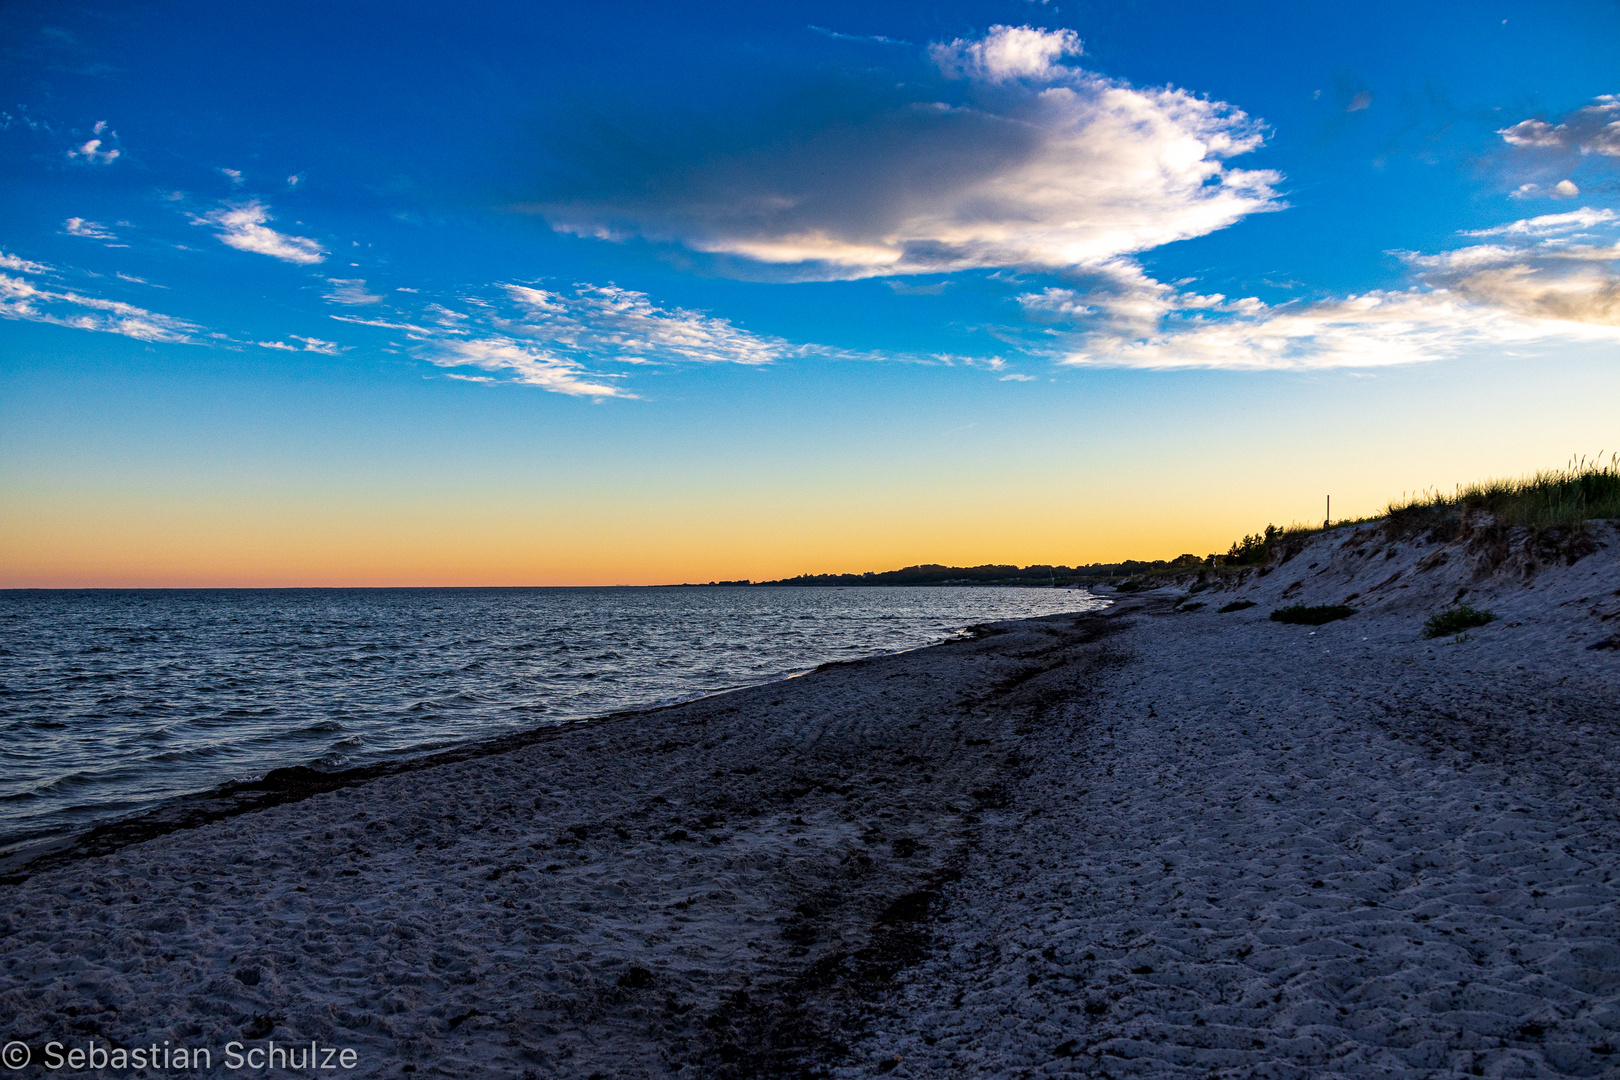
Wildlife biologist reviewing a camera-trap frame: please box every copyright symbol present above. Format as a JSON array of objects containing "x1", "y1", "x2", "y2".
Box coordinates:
[{"x1": 1, "y1": 1041, "x2": 29, "y2": 1069}]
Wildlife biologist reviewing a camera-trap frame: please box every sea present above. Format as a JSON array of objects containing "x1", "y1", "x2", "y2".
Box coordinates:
[{"x1": 0, "y1": 586, "x2": 1104, "y2": 852}]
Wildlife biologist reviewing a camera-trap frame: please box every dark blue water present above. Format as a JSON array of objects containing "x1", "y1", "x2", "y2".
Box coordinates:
[{"x1": 0, "y1": 587, "x2": 1103, "y2": 850}]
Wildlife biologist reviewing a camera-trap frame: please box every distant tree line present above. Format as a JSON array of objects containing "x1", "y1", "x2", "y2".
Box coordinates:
[
  {"x1": 751, "y1": 556, "x2": 1211, "y2": 588},
  {"x1": 677, "y1": 526, "x2": 1297, "y2": 588}
]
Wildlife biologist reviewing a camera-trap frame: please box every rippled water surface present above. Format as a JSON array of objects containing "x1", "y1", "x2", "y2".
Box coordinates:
[{"x1": 0, "y1": 587, "x2": 1103, "y2": 848}]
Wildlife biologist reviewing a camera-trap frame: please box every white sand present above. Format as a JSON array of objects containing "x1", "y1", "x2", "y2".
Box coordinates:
[
  {"x1": 845, "y1": 521, "x2": 1620, "y2": 1078},
  {"x1": 2, "y1": 520, "x2": 1617, "y2": 1078}
]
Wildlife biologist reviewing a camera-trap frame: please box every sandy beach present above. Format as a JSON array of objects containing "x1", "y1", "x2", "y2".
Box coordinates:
[{"x1": 3, "y1": 520, "x2": 1618, "y2": 1078}]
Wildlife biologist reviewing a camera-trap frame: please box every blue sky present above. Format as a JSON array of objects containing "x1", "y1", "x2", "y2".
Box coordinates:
[{"x1": 3, "y1": 1, "x2": 1618, "y2": 584}]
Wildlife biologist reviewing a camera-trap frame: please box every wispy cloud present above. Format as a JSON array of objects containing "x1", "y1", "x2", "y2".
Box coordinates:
[
  {"x1": 330, "y1": 313, "x2": 441, "y2": 336},
  {"x1": 1, "y1": 273, "x2": 199, "y2": 342},
  {"x1": 63, "y1": 217, "x2": 117, "y2": 240},
  {"x1": 809, "y1": 26, "x2": 909, "y2": 45},
  {"x1": 322, "y1": 278, "x2": 383, "y2": 304},
  {"x1": 1462, "y1": 207, "x2": 1614, "y2": 237},
  {"x1": 197, "y1": 201, "x2": 325, "y2": 264},
  {"x1": 1407, "y1": 208, "x2": 1620, "y2": 326},
  {"x1": 1, "y1": 251, "x2": 50, "y2": 274},
  {"x1": 259, "y1": 335, "x2": 343, "y2": 354},
  {"x1": 502, "y1": 284, "x2": 789, "y2": 365},
  {"x1": 526, "y1": 25, "x2": 1280, "y2": 280},
  {"x1": 434, "y1": 339, "x2": 633, "y2": 397},
  {"x1": 330, "y1": 280, "x2": 830, "y2": 397},
  {"x1": 1057, "y1": 290, "x2": 1618, "y2": 371},
  {"x1": 888, "y1": 280, "x2": 950, "y2": 295}
]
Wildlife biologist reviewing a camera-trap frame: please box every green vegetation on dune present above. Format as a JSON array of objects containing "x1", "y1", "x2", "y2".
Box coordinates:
[
  {"x1": 732, "y1": 457, "x2": 1617, "y2": 589},
  {"x1": 1270, "y1": 604, "x2": 1357, "y2": 626},
  {"x1": 1424, "y1": 605, "x2": 1496, "y2": 638},
  {"x1": 1387, "y1": 455, "x2": 1620, "y2": 531}
]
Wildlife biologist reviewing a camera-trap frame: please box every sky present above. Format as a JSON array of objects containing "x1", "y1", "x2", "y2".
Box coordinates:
[{"x1": 2, "y1": 0, "x2": 1618, "y2": 586}]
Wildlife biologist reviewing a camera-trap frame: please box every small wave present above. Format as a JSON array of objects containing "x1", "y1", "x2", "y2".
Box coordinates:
[
  {"x1": 147, "y1": 745, "x2": 226, "y2": 763},
  {"x1": 2, "y1": 586, "x2": 1103, "y2": 840}
]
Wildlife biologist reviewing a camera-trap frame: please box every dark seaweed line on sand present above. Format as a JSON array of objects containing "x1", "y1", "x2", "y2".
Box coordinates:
[{"x1": 695, "y1": 616, "x2": 1132, "y2": 1078}]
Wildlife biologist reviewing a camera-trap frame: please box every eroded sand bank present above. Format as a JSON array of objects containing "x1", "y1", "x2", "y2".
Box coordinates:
[{"x1": 3, "y1": 523, "x2": 1618, "y2": 1078}]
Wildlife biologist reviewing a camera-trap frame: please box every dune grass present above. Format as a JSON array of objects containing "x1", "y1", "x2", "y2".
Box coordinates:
[
  {"x1": 1116, "y1": 455, "x2": 1618, "y2": 591},
  {"x1": 1386, "y1": 454, "x2": 1620, "y2": 531}
]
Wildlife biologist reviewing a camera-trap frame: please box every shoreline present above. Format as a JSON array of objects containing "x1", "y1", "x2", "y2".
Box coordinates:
[
  {"x1": 3, "y1": 522, "x2": 1618, "y2": 1077},
  {"x1": 0, "y1": 643, "x2": 927, "y2": 883},
  {"x1": 0, "y1": 606, "x2": 1130, "y2": 1077},
  {"x1": 3, "y1": 592, "x2": 1101, "y2": 867}
]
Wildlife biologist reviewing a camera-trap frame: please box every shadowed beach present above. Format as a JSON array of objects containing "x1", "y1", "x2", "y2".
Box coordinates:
[{"x1": 3, "y1": 521, "x2": 1618, "y2": 1078}]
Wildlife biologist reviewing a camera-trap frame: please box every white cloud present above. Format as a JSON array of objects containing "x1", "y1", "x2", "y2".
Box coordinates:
[
  {"x1": 690, "y1": 77, "x2": 1276, "y2": 275},
  {"x1": 219, "y1": 167, "x2": 244, "y2": 185},
  {"x1": 1036, "y1": 209, "x2": 1620, "y2": 370},
  {"x1": 1511, "y1": 180, "x2": 1584, "y2": 200},
  {"x1": 1499, "y1": 95, "x2": 1620, "y2": 157},
  {"x1": 199, "y1": 201, "x2": 325, "y2": 264},
  {"x1": 929, "y1": 24, "x2": 1081, "y2": 83},
  {"x1": 116, "y1": 271, "x2": 164, "y2": 287},
  {"x1": 328, "y1": 279, "x2": 825, "y2": 396},
  {"x1": 257, "y1": 335, "x2": 342, "y2": 354},
  {"x1": 434, "y1": 339, "x2": 633, "y2": 398},
  {"x1": 322, "y1": 278, "x2": 383, "y2": 305},
  {"x1": 531, "y1": 28, "x2": 1280, "y2": 280},
  {"x1": 0, "y1": 272, "x2": 199, "y2": 342},
  {"x1": 330, "y1": 313, "x2": 440, "y2": 337},
  {"x1": 0, "y1": 251, "x2": 49, "y2": 274},
  {"x1": 1406, "y1": 213, "x2": 1620, "y2": 326},
  {"x1": 292, "y1": 335, "x2": 341, "y2": 354},
  {"x1": 504, "y1": 284, "x2": 789, "y2": 365},
  {"x1": 63, "y1": 217, "x2": 117, "y2": 240},
  {"x1": 67, "y1": 123, "x2": 119, "y2": 164},
  {"x1": 1058, "y1": 290, "x2": 1619, "y2": 371},
  {"x1": 1461, "y1": 207, "x2": 1614, "y2": 237},
  {"x1": 1019, "y1": 258, "x2": 1261, "y2": 339}
]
